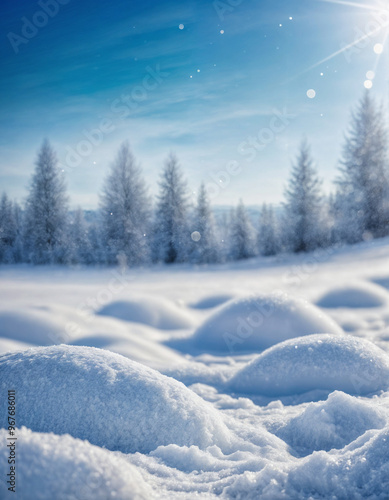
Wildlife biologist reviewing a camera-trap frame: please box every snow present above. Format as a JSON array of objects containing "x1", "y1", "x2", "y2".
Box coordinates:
[
  {"x1": 0, "y1": 427, "x2": 154, "y2": 500},
  {"x1": 0, "y1": 345, "x2": 232, "y2": 454},
  {"x1": 190, "y1": 293, "x2": 236, "y2": 309},
  {"x1": 274, "y1": 391, "x2": 387, "y2": 456},
  {"x1": 317, "y1": 281, "x2": 389, "y2": 308},
  {"x1": 0, "y1": 308, "x2": 69, "y2": 345},
  {"x1": 286, "y1": 425, "x2": 389, "y2": 499},
  {"x1": 229, "y1": 334, "x2": 389, "y2": 397},
  {"x1": 97, "y1": 296, "x2": 194, "y2": 330},
  {"x1": 187, "y1": 293, "x2": 343, "y2": 354},
  {"x1": 2, "y1": 239, "x2": 389, "y2": 498}
]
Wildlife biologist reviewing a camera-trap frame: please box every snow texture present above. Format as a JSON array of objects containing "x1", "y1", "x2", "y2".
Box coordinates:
[
  {"x1": 0, "y1": 345, "x2": 232, "y2": 454},
  {"x1": 97, "y1": 297, "x2": 193, "y2": 330},
  {"x1": 0, "y1": 309, "x2": 67, "y2": 345},
  {"x1": 190, "y1": 293, "x2": 343, "y2": 353},
  {"x1": 317, "y1": 281, "x2": 389, "y2": 308},
  {"x1": 275, "y1": 391, "x2": 387, "y2": 456},
  {"x1": 1, "y1": 239, "x2": 389, "y2": 498},
  {"x1": 0, "y1": 427, "x2": 154, "y2": 500},
  {"x1": 229, "y1": 334, "x2": 389, "y2": 397}
]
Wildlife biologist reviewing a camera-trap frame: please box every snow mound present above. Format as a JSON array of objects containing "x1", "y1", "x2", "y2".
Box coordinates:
[
  {"x1": 0, "y1": 428, "x2": 154, "y2": 500},
  {"x1": 317, "y1": 282, "x2": 389, "y2": 308},
  {"x1": 229, "y1": 334, "x2": 389, "y2": 397},
  {"x1": 97, "y1": 297, "x2": 193, "y2": 330},
  {"x1": 0, "y1": 309, "x2": 68, "y2": 345},
  {"x1": 190, "y1": 293, "x2": 343, "y2": 353},
  {"x1": 276, "y1": 391, "x2": 386, "y2": 456},
  {"x1": 190, "y1": 294, "x2": 235, "y2": 309},
  {"x1": 0, "y1": 345, "x2": 231, "y2": 453},
  {"x1": 287, "y1": 425, "x2": 389, "y2": 498}
]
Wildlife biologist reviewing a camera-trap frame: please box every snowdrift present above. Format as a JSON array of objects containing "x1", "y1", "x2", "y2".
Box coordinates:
[
  {"x1": 276, "y1": 391, "x2": 386, "y2": 456},
  {"x1": 0, "y1": 428, "x2": 154, "y2": 500},
  {"x1": 229, "y1": 334, "x2": 389, "y2": 397},
  {"x1": 0, "y1": 345, "x2": 231, "y2": 453},
  {"x1": 97, "y1": 296, "x2": 193, "y2": 330},
  {"x1": 0, "y1": 309, "x2": 68, "y2": 345},
  {"x1": 190, "y1": 293, "x2": 343, "y2": 353},
  {"x1": 286, "y1": 425, "x2": 389, "y2": 499},
  {"x1": 317, "y1": 281, "x2": 389, "y2": 308}
]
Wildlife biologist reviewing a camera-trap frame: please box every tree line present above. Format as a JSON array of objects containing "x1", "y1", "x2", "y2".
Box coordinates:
[{"x1": 0, "y1": 92, "x2": 388, "y2": 266}]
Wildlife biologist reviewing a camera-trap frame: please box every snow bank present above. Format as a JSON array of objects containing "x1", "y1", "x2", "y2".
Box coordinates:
[
  {"x1": 0, "y1": 345, "x2": 232, "y2": 453},
  {"x1": 0, "y1": 428, "x2": 154, "y2": 500},
  {"x1": 287, "y1": 425, "x2": 389, "y2": 499},
  {"x1": 276, "y1": 391, "x2": 386, "y2": 456},
  {"x1": 317, "y1": 281, "x2": 389, "y2": 308},
  {"x1": 97, "y1": 296, "x2": 193, "y2": 330},
  {"x1": 190, "y1": 293, "x2": 343, "y2": 354},
  {"x1": 190, "y1": 294, "x2": 235, "y2": 309},
  {"x1": 0, "y1": 309, "x2": 67, "y2": 345},
  {"x1": 229, "y1": 334, "x2": 389, "y2": 397}
]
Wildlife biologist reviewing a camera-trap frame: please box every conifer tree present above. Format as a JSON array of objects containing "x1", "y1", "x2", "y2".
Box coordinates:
[
  {"x1": 100, "y1": 142, "x2": 150, "y2": 266},
  {"x1": 190, "y1": 183, "x2": 219, "y2": 263},
  {"x1": 335, "y1": 92, "x2": 389, "y2": 242},
  {"x1": 0, "y1": 193, "x2": 18, "y2": 263},
  {"x1": 230, "y1": 200, "x2": 257, "y2": 260},
  {"x1": 153, "y1": 153, "x2": 190, "y2": 263},
  {"x1": 23, "y1": 140, "x2": 69, "y2": 264},
  {"x1": 283, "y1": 140, "x2": 325, "y2": 252},
  {"x1": 258, "y1": 203, "x2": 279, "y2": 256}
]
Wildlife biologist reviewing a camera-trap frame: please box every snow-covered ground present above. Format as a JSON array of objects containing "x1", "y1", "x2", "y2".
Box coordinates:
[{"x1": 1, "y1": 238, "x2": 389, "y2": 499}]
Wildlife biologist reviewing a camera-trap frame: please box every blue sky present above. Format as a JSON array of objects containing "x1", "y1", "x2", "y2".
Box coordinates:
[{"x1": 1, "y1": 0, "x2": 388, "y2": 208}]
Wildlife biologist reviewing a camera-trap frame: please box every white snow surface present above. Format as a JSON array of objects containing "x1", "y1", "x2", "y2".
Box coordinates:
[
  {"x1": 0, "y1": 345, "x2": 232, "y2": 454},
  {"x1": 229, "y1": 334, "x2": 389, "y2": 396},
  {"x1": 1, "y1": 239, "x2": 389, "y2": 498},
  {"x1": 317, "y1": 281, "x2": 389, "y2": 308},
  {"x1": 274, "y1": 391, "x2": 387, "y2": 456},
  {"x1": 187, "y1": 292, "x2": 343, "y2": 353},
  {"x1": 97, "y1": 296, "x2": 194, "y2": 330},
  {"x1": 0, "y1": 427, "x2": 154, "y2": 500}
]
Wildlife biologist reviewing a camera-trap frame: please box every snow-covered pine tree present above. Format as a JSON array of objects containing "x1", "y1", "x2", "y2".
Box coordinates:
[
  {"x1": 23, "y1": 140, "x2": 70, "y2": 264},
  {"x1": 214, "y1": 209, "x2": 232, "y2": 263},
  {"x1": 100, "y1": 142, "x2": 150, "y2": 266},
  {"x1": 11, "y1": 201, "x2": 23, "y2": 263},
  {"x1": 87, "y1": 222, "x2": 105, "y2": 265},
  {"x1": 258, "y1": 203, "x2": 279, "y2": 256},
  {"x1": 153, "y1": 153, "x2": 190, "y2": 264},
  {"x1": 190, "y1": 183, "x2": 219, "y2": 263},
  {"x1": 0, "y1": 193, "x2": 18, "y2": 263},
  {"x1": 69, "y1": 208, "x2": 93, "y2": 264},
  {"x1": 335, "y1": 92, "x2": 389, "y2": 242},
  {"x1": 283, "y1": 140, "x2": 325, "y2": 253},
  {"x1": 229, "y1": 200, "x2": 257, "y2": 260}
]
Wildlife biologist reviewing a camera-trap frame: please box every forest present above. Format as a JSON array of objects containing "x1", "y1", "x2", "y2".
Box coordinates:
[{"x1": 0, "y1": 92, "x2": 388, "y2": 266}]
